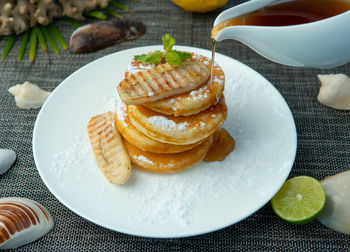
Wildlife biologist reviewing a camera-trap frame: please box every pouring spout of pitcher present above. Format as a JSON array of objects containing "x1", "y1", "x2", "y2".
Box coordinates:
[{"x1": 214, "y1": 27, "x2": 247, "y2": 42}]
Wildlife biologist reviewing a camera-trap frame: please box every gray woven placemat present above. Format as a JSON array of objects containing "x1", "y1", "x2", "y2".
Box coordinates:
[{"x1": 1, "y1": 0, "x2": 350, "y2": 251}]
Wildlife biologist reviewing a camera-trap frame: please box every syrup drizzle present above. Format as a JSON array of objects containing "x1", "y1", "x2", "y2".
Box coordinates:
[
  {"x1": 204, "y1": 128, "x2": 235, "y2": 162},
  {"x1": 207, "y1": 40, "x2": 235, "y2": 162},
  {"x1": 210, "y1": 39, "x2": 217, "y2": 88}
]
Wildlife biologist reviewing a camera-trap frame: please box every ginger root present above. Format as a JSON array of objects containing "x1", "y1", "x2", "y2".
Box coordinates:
[{"x1": 0, "y1": 0, "x2": 112, "y2": 35}]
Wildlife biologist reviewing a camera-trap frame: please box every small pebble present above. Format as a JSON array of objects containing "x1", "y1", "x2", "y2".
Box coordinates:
[{"x1": 0, "y1": 149, "x2": 16, "y2": 175}]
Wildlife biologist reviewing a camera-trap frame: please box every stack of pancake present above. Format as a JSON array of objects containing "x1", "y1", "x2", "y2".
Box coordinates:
[{"x1": 116, "y1": 53, "x2": 228, "y2": 173}]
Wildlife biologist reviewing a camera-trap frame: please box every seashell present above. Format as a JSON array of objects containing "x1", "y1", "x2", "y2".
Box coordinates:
[
  {"x1": 69, "y1": 19, "x2": 146, "y2": 54},
  {"x1": 8, "y1": 81, "x2": 51, "y2": 109},
  {"x1": 317, "y1": 170, "x2": 350, "y2": 235},
  {"x1": 317, "y1": 74, "x2": 350, "y2": 110},
  {"x1": 0, "y1": 197, "x2": 54, "y2": 249},
  {"x1": 0, "y1": 149, "x2": 16, "y2": 175}
]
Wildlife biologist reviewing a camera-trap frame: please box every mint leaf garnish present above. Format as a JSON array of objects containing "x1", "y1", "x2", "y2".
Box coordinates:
[
  {"x1": 134, "y1": 50, "x2": 162, "y2": 64},
  {"x1": 134, "y1": 34, "x2": 192, "y2": 66},
  {"x1": 175, "y1": 50, "x2": 192, "y2": 61},
  {"x1": 164, "y1": 50, "x2": 181, "y2": 67},
  {"x1": 162, "y1": 33, "x2": 176, "y2": 53},
  {"x1": 164, "y1": 50, "x2": 192, "y2": 67}
]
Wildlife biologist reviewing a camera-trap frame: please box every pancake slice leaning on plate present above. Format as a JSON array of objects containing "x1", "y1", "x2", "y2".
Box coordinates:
[{"x1": 87, "y1": 112, "x2": 131, "y2": 185}]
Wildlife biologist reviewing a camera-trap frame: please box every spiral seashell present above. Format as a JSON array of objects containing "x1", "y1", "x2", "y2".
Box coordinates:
[{"x1": 0, "y1": 197, "x2": 54, "y2": 249}]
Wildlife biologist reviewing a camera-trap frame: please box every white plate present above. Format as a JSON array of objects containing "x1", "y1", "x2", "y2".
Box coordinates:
[{"x1": 33, "y1": 45, "x2": 297, "y2": 238}]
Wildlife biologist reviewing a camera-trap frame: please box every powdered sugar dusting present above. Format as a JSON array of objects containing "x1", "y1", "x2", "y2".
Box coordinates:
[
  {"x1": 116, "y1": 94, "x2": 127, "y2": 127},
  {"x1": 51, "y1": 134, "x2": 95, "y2": 181},
  {"x1": 189, "y1": 86, "x2": 210, "y2": 102},
  {"x1": 189, "y1": 87, "x2": 206, "y2": 96},
  {"x1": 148, "y1": 116, "x2": 189, "y2": 131},
  {"x1": 193, "y1": 53, "x2": 218, "y2": 67},
  {"x1": 213, "y1": 75, "x2": 224, "y2": 85},
  {"x1": 127, "y1": 61, "x2": 155, "y2": 74},
  {"x1": 98, "y1": 93, "x2": 117, "y2": 112}
]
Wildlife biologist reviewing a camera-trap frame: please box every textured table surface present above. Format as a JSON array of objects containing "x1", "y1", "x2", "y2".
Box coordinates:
[{"x1": 1, "y1": 0, "x2": 350, "y2": 251}]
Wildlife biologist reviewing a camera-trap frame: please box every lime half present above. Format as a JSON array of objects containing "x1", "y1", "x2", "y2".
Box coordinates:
[{"x1": 271, "y1": 176, "x2": 326, "y2": 224}]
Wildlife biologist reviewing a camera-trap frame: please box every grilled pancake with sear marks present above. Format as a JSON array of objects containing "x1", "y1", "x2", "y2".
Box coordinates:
[
  {"x1": 118, "y1": 58, "x2": 210, "y2": 105},
  {"x1": 144, "y1": 54, "x2": 225, "y2": 116}
]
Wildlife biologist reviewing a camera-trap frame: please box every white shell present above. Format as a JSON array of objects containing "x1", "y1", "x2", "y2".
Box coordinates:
[
  {"x1": 0, "y1": 149, "x2": 16, "y2": 175},
  {"x1": 0, "y1": 197, "x2": 54, "y2": 249},
  {"x1": 317, "y1": 170, "x2": 350, "y2": 235},
  {"x1": 8, "y1": 81, "x2": 51, "y2": 109},
  {"x1": 317, "y1": 74, "x2": 350, "y2": 110}
]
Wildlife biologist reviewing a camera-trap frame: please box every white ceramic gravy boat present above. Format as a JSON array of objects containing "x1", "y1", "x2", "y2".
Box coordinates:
[{"x1": 213, "y1": 0, "x2": 350, "y2": 68}]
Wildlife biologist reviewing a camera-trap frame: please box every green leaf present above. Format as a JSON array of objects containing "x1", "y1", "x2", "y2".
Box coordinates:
[
  {"x1": 36, "y1": 26, "x2": 47, "y2": 51},
  {"x1": 29, "y1": 28, "x2": 38, "y2": 63},
  {"x1": 2, "y1": 34, "x2": 17, "y2": 61},
  {"x1": 64, "y1": 16, "x2": 82, "y2": 29},
  {"x1": 110, "y1": 1, "x2": 129, "y2": 10},
  {"x1": 105, "y1": 8, "x2": 120, "y2": 18},
  {"x1": 174, "y1": 50, "x2": 192, "y2": 61},
  {"x1": 87, "y1": 10, "x2": 107, "y2": 20},
  {"x1": 162, "y1": 33, "x2": 175, "y2": 53},
  {"x1": 164, "y1": 50, "x2": 181, "y2": 66},
  {"x1": 134, "y1": 34, "x2": 192, "y2": 67},
  {"x1": 40, "y1": 25, "x2": 60, "y2": 55},
  {"x1": 17, "y1": 30, "x2": 30, "y2": 62},
  {"x1": 49, "y1": 23, "x2": 68, "y2": 50},
  {"x1": 165, "y1": 50, "x2": 192, "y2": 67},
  {"x1": 35, "y1": 26, "x2": 51, "y2": 62},
  {"x1": 134, "y1": 51, "x2": 162, "y2": 64}
]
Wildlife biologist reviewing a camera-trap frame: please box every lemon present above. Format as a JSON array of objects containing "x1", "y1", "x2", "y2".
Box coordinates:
[
  {"x1": 172, "y1": 0, "x2": 229, "y2": 13},
  {"x1": 271, "y1": 176, "x2": 326, "y2": 224}
]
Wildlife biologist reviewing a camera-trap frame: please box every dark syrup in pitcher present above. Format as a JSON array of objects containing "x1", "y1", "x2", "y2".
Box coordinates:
[{"x1": 209, "y1": 0, "x2": 350, "y2": 79}]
